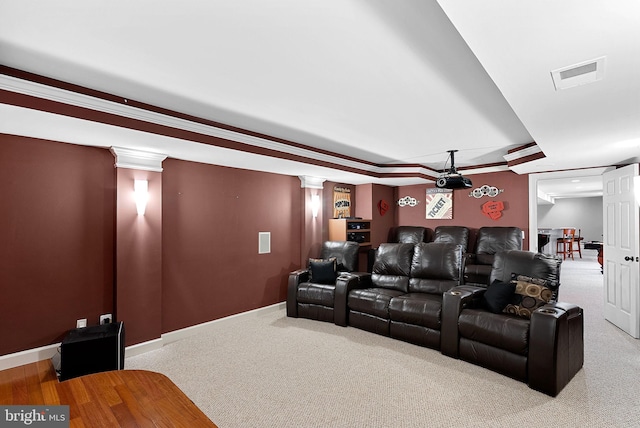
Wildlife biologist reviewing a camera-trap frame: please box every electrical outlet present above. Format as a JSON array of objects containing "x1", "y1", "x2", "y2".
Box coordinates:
[
  {"x1": 99, "y1": 314, "x2": 112, "y2": 325},
  {"x1": 76, "y1": 318, "x2": 87, "y2": 328}
]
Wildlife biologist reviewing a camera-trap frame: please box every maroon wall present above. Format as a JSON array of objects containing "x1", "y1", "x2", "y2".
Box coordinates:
[
  {"x1": 0, "y1": 133, "x2": 531, "y2": 357},
  {"x1": 370, "y1": 184, "x2": 396, "y2": 247},
  {"x1": 161, "y1": 159, "x2": 302, "y2": 333},
  {"x1": 356, "y1": 183, "x2": 396, "y2": 247},
  {"x1": 0, "y1": 137, "x2": 304, "y2": 356},
  {"x1": 395, "y1": 171, "x2": 530, "y2": 249},
  {"x1": 0, "y1": 134, "x2": 115, "y2": 355},
  {"x1": 355, "y1": 183, "x2": 373, "y2": 219}
]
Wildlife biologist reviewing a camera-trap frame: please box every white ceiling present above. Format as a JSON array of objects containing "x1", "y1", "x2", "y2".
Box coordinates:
[
  {"x1": 1, "y1": 0, "x2": 639, "y2": 194},
  {"x1": 537, "y1": 173, "x2": 607, "y2": 205}
]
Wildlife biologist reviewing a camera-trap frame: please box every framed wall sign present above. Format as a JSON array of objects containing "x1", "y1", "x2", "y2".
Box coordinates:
[
  {"x1": 333, "y1": 186, "x2": 351, "y2": 218},
  {"x1": 426, "y1": 188, "x2": 453, "y2": 219}
]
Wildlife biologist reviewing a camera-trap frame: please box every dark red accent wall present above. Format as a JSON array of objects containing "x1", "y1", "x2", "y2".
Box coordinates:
[
  {"x1": 0, "y1": 134, "x2": 115, "y2": 355},
  {"x1": 0, "y1": 133, "x2": 531, "y2": 357},
  {"x1": 0, "y1": 136, "x2": 303, "y2": 356},
  {"x1": 356, "y1": 184, "x2": 396, "y2": 247},
  {"x1": 161, "y1": 159, "x2": 302, "y2": 333},
  {"x1": 395, "y1": 171, "x2": 530, "y2": 249}
]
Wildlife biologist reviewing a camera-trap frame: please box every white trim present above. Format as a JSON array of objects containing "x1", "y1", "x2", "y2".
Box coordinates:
[
  {"x1": 110, "y1": 146, "x2": 167, "y2": 172},
  {"x1": 298, "y1": 176, "x2": 326, "y2": 189},
  {"x1": 0, "y1": 75, "x2": 378, "y2": 174},
  {"x1": 503, "y1": 145, "x2": 542, "y2": 162},
  {"x1": 124, "y1": 338, "x2": 164, "y2": 358},
  {"x1": 0, "y1": 74, "x2": 509, "y2": 181},
  {"x1": 462, "y1": 164, "x2": 510, "y2": 176},
  {"x1": 0, "y1": 343, "x2": 60, "y2": 371},
  {"x1": 0, "y1": 302, "x2": 286, "y2": 371},
  {"x1": 161, "y1": 302, "x2": 285, "y2": 346}
]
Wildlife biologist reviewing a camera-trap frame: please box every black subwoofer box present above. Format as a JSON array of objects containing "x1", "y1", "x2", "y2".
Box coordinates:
[{"x1": 57, "y1": 321, "x2": 125, "y2": 381}]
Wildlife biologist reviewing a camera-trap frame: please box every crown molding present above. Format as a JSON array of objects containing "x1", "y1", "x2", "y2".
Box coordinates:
[
  {"x1": 0, "y1": 74, "x2": 379, "y2": 172},
  {"x1": 0, "y1": 71, "x2": 509, "y2": 183}
]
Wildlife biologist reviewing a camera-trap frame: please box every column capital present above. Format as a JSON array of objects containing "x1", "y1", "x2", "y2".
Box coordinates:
[
  {"x1": 110, "y1": 147, "x2": 167, "y2": 172},
  {"x1": 298, "y1": 176, "x2": 326, "y2": 189}
]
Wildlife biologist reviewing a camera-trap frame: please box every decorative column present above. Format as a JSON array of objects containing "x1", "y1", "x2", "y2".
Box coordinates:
[
  {"x1": 299, "y1": 176, "x2": 326, "y2": 266},
  {"x1": 110, "y1": 147, "x2": 167, "y2": 347}
]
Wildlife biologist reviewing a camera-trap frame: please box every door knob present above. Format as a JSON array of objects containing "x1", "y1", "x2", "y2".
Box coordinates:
[{"x1": 624, "y1": 256, "x2": 634, "y2": 261}]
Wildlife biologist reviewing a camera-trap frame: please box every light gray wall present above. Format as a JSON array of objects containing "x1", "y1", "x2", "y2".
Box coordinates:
[{"x1": 538, "y1": 196, "x2": 603, "y2": 243}]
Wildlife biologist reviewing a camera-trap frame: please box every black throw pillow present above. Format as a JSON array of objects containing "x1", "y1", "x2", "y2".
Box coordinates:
[
  {"x1": 482, "y1": 280, "x2": 516, "y2": 313},
  {"x1": 309, "y1": 258, "x2": 337, "y2": 284}
]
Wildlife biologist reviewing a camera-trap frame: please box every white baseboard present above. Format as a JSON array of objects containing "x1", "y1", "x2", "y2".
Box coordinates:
[
  {"x1": 0, "y1": 343, "x2": 60, "y2": 372},
  {"x1": 161, "y1": 302, "x2": 285, "y2": 346},
  {"x1": 0, "y1": 302, "x2": 286, "y2": 371}
]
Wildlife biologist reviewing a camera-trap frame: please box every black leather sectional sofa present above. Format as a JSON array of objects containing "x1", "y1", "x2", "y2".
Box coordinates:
[{"x1": 287, "y1": 228, "x2": 584, "y2": 397}]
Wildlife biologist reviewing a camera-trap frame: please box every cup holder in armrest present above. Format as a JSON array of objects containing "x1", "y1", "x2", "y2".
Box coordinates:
[
  {"x1": 450, "y1": 291, "x2": 462, "y2": 296},
  {"x1": 538, "y1": 308, "x2": 557, "y2": 314}
]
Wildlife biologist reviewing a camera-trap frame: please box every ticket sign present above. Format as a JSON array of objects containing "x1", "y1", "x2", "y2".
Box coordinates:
[
  {"x1": 426, "y1": 188, "x2": 453, "y2": 219},
  {"x1": 482, "y1": 200, "x2": 505, "y2": 220}
]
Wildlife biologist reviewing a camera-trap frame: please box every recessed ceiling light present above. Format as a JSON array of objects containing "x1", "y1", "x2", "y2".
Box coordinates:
[{"x1": 571, "y1": 179, "x2": 580, "y2": 183}]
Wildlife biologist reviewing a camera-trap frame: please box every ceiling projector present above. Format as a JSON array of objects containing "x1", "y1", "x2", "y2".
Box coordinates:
[
  {"x1": 436, "y1": 174, "x2": 473, "y2": 189},
  {"x1": 435, "y1": 149, "x2": 473, "y2": 189}
]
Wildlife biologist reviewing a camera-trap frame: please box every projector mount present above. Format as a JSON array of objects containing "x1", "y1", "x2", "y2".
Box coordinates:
[
  {"x1": 435, "y1": 149, "x2": 473, "y2": 189},
  {"x1": 443, "y1": 149, "x2": 459, "y2": 175}
]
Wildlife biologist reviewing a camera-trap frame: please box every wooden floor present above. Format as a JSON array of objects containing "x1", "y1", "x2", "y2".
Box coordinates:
[{"x1": 0, "y1": 359, "x2": 217, "y2": 427}]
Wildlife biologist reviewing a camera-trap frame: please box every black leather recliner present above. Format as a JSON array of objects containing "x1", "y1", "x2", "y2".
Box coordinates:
[
  {"x1": 464, "y1": 226, "x2": 522, "y2": 285},
  {"x1": 433, "y1": 226, "x2": 470, "y2": 252},
  {"x1": 348, "y1": 242, "x2": 464, "y2": 350},
  {"x1": 348, "y1": 243, "x2": 414, "y2": 335},
  {"x1": 441, "y1": 250, "x2": 583, "y2": 396},
  {"x1": 368, "y1": 226, "x2": 431, "y2": 272},
  {"x1": 287, "y1": 241, "x2": 365, "y2": 326},
  {"x1": 388, "y1": 242, "x2": 464, "y2": 349},
  {"x1": 390, "y1": 226, "x2": 431, "y2": 244}
]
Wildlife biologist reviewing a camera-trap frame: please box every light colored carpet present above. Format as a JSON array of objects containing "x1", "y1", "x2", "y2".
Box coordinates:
[{"x1": 127, "y1": 251, "x2": 640, "y2": 427}]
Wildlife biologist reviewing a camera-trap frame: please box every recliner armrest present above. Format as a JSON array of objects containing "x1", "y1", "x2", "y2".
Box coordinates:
[
  {"x1": 528, "y1": 302, "x2": 584, "y2": 396},
  {"x1": 286, "y1": 269, "x2": 310, "y2": 318},
  {"x1": 440, "y1": 285, "x2": 486, "y2": 358},
  {"x1": 367, "y1": 248, "x2": 377, "y2": 273},
  {"x1": 464, "y1": 253, "x2": 477, "y2": 265},
  {"x1": 334, "y1": 272, "x2": 372, "y2": 327}
]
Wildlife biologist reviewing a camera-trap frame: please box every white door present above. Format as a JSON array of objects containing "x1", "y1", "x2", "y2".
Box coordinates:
[{"x1": 603, "y1": 164, "x2": 640, "y2": 338}]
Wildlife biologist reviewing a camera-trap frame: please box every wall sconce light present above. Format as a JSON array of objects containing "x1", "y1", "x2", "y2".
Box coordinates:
[
  {"x1": 134, "y1": 179, "x2": 148, "y2": 215},
  {"x1": 311, "y1": 194, "x2": 320, "y2": 218}
]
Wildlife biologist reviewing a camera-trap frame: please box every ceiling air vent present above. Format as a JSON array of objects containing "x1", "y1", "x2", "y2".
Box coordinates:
[{"x1": 551, "y1": 56, "x2": 606, "y2": 91}]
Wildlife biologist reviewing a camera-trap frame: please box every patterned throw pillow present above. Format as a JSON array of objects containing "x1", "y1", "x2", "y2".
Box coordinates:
[
  {"x1": 308, "y1": 258, "x2": 337, "y2": 284},
  {"x1": 503, "y1": 274, "x2": 556, "y2": 319}
]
